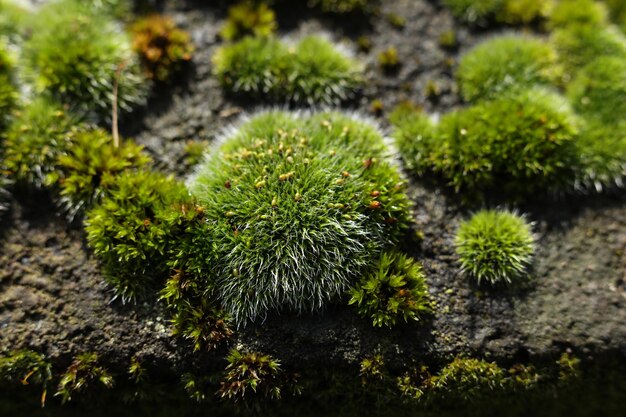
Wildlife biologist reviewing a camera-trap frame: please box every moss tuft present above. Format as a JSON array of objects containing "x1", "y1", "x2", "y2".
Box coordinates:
[
  {"x1": 456, "y1": 35, "x2": 560, "y2": 102},
  {"x1": 213, "y1": 35, "x2": 362, "y2": 105},
  {"x1": 184, "y1": 111, "x2": 410, "y2": 324},
  {"x1": 0, "y1": 0, "x2": 28, "y2": 42},
  {"x1": 218, "y1": 349, "x2": 285, "y2": 400},
  {"x1": 0, "y1": 350, "x2": 52, "y2": 407},
  {"x1": 443, "y1": 0, "x2": 503, "y2": 25},
  {"x1": 131, "y1": 14, "x2": 194, "y2": 82},
  {"x1": 55, "y1": 353, "x2": 113, "y2": 403},
  {"x1": 3, "y1": 98, "x2": 76, "y2": 188},
  {"x1": 220, "y1": 0, "x2": 277, "y2": 41},
  {"x1": 455, "y1": 209, "x2": 534, "y2": 285},
  {"x1": 309, "y1": 0, "x2": 373, "y2": 14},
  {"x1": 23, "y1": 0, "x2": 148, "y2": 120},
  {"x1": 378, "y1": 46, "x2": 400, "y2": 71},
  {"x1": 547, "y1": 0, "x2": 608, "y2": 30},
  {"x1": 349, "y1": 252, "x2": 430, "y2": 328},
  {"x1": 392, "y1": 88, "x2": 578, "y2": 197}
]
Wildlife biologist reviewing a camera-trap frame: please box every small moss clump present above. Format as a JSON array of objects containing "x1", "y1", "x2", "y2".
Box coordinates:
[
  {"x1": 3, "y1": 98, "x2": 75, "y2": 187},
  {"x1": 378, "y1": 46, "x2": 400, "y2": 71},
  {"x1": 220, "y1": 1, "x2": 277, "y2": 41},
  {"x1": 213, "y1": 35, "x2": 362, "y2": 105},
  {"x1": 456, "y1": 35, "x2": 560, "y2": 102},
  {"x1": 218, "y1": 349, "x2": 284, "y2": 400},
  {"x1": 309, "y1": 0, "x2": 373, "y2": 14},
  {"x1": 567, "y1": 56, "x2": 626, "y2": 124},
  {"x1": 455, "y1": 209, "x2": 534, "y2": 285},
  {"x1": 445, "y1": 0, "x2": 551, "y2": 26},
  {"x1": 547, "y1": 0, "x2": 608, "y2": 30},
  {"x1": 0, "y1": 350, "x2": 52, "y2": 407},
  {"x1": 56, "y1": 353, "x2": 113, "y2": 404},
  {"x1": 49, "y1": 128, "x2": 151, "y2": 219},
  {"x1": 392, "y1": 88, "x2": 578, "y2": 197},
  {"x1": 23, "y1": 0, "x2": 148, "y2": 119},
  {"x1": 85, "y1": 170, "x2": 191, "y2": 301},
  {"x1": 443, "y1": 0, "x2": 502, "y2": 25},
  {"x1": 429, "y1": 357, "x2": 506, "y2": 401},
  {"x1": 349, "y1": 252, "x2": 430, "y2": 328},
  {"x1": 0, "y1": 42, "x2": 17, "y2": 130},
  {"x1": 497, "y1": 0, "x2": 551, "y2": 25},
  {"x1": 184, "y1": 111, "x2": 409, "y2": 324},
  {"x1": 131, "y1": 14, "x2": 194, "y2": 82}
]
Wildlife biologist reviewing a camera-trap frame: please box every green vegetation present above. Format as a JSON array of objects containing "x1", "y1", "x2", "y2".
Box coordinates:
[
  {"x1": 309, "y1": 0, "x2": 373, "y2": 14},
  {"x1": 456, "y1": 35, "x2": 560, "y2": 102},
  {"x1": 220, "y1": 1, "x2": 277, "y2": 41},
  {"x1": 378, "y1": 46, "x2": 400, "y2": 71},
  {"x1": 0, "y1": 42, "x2": 17, "y2": 130},
  {"x1": 455, "y1": 210, "x2": 534, "y2": 285},
  {"x1": 84, "y1": 170, "x2": 190, "y2": 301},
  {"x1": 443, "y1": 0, "x2": 549, "y2": 26},
  {"x1": 567, "y1": 56, "x2": 626, "y2": 124},
  {"x1": 0, "y1": 0, "x2": 28, "y2": 42},
  {"x1": 349, "y1": 252, "x2": 430, "y2": 328},
  {"x1": 497, "y1": 0, "x2": 550, "y2": 25},
  {"x1": 3, "y1": 98, "x2": 75, "y2": 187},
  {"x1": 218, "y1": 349, "x2": 284, "y2": 400},
  {"x1": 55, "y1": 353, "x2": 113, "y2": 403},
  {"x1": 48, "y1": 128, "x2": 151, "y2": 219},
  {"x1": 547, "y1": 0, "x2": 608, "y2": 30},
  {"x1": 185, "y1": 111, "x2": 409, "y2": 324},
  {"x1": 0, "y1": 350, "x2": 52, "y2": 407},
  {"x1": 23, "y1": 0, "x2": 148, "y2": 119},
  {"x1": 213, "y1": 35, "x2": 363, "y2": 105},
  {"x1": 443, "y1": 0, "x2": 502, "y2": 25},
  {"x1": 391, "y1": 88, "x2": 578, "y2": 197},
  {"x1": 131, "y1": 14, "x2": 194, "y2": 82}
]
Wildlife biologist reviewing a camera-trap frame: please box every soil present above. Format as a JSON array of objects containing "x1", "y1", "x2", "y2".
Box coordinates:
[{"x1": 1, "y1": 0, "x2": 626, "y2": 414}]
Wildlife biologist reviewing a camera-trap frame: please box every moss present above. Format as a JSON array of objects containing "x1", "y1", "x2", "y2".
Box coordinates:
[
  {"x1": 456, "y1": 35, "x2": 560, "y2": 102},
  {"x1": 455, "y1": 209, "x2": 535, "y2": 285},
  {"x1": 378, "y1": 46, "x2": 400, "y2": 71},
  {"x1": 0, "y1": 350, "x2": 52, "y2": 407},
  {"x1": 567, "y1": 56, "x2": 626, "y2": 124},
  {"x1": 551, "y1": 25, "x2": 626, "y2": 81},
  {"x1": 605, "y1": 0, "x2": 626, "y2": 31},
  {"x1": 183, "y1": 140, "x2": 210, "y2": 168},
  {"x1": 48, "y1": 128, "x2": 151, "y2": 220},
  {"x1": 131, "y1": 14, "x2": 194, "y2": 82},
  {"x1": 55, "y1": 353, "x2": 113, "y2": 404},
  {"x1": 0, "y1": 41, "x2": 17, "y2": 130},
  {"x1": 445, "y1": 0, "x2": 552, "y2": 26},
  {"x1": 438, "y1": 30, "x2": 458, "y2": 50},
  {"x1": 220, "y1": 1, "x2": 277, "y2": 41},
  {"x1": 308, "y1": 0, "x2": 373, "y2": 14},
  {"x1": 3, "y1": 98, "x2": 76, "y2": 188},
  {"x1": 443, "y1": 0, "x2": 503, "y2": 25},
  {"x1": 0, "y1": 0, "x2": 28, "y2": 42},
  {"x1": 497, "y1": 0, "x2": 552, "y2": 25},
  {"x1": 23, "y1": 0, "x2": 148, "y2": 120},
  {"x1": 183, "y1": 111, "x2": 409, "y2": 324},
  {"x1": 85, "y1": 170, "x2": 191, "y2": 301},
  {"x1": 218, "y1": 349, "x2": 286, "y2": 400},
  {"x1": 349, "y1": 251, "x2": 430, "y2": 328},
  {"x1": 392, "y1": 88, "x2": 578, "y2": 197},
  {"x1": 385, "y1": 13, "x2": 406, "y2": 29},
  {"x1": 213, "y1": 35, "x2": 362, "y2": 105},
  {"x1": 547, "y1": 0, "x2": 608, "y2": 30}
]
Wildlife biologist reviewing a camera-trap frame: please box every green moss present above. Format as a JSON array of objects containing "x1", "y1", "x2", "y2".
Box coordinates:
[
  {"x1": 605, "y1": 0, "x2": 626, "y2": 31},
  {"x1": 349, "y1": 251, "x2": 430, "y2": 328},
  {"x1": 184, "y1": 111, "x2": 409, "y2": 324},
  {"x1": 0, "y1": 350, "x2": 52, "y2": 407},
  {"x1": 85, "y1": 170, "x2": 191, "y2": 301},
  {"x1": 547, "y1": 0, "x2": 608, "y2": 30},
  {"x1": 48, "y1": 128, "x2": 151, "y2": 219},
  {"x1": 55, "y1": 352, "x2": 113, "y2": 404},
  {"x1": 220, "y1": 1, "x2": 277, "y2": 41},
  {"x1": 443, "y1": 0, "x2": 503, "y2": 25},
  {"x1": 551, "y1": 25, "x2": 626, "y2": 80},
  {"x1": 392, "y1": 88, "x2": 578, "y2": 197},
  {"x1": 23, "y1": 0, "x2": 148, "y2": 120},
  {"x1": 0, "y1": 41, "x2": 17, "y2": 130},
  {"x1": 438, "y1": 30, "x2": 458, "y2": 50},
  {"x1": 213, "y1": 35, "x2": 362, "y2": 105},
  {"x1": 183, "y1": 140, "x2": 210, "y2": 168},
  {"x1": 497, "y1": 0, "x2": 552, "y2": 25},
  {"x1": 131, "y1": 14, "x2": 194, "y2": 82},
  {"x1": 3, "y1": 98, "x2": 76, "y2": 187},
  {"x1": 218, "y1": 349, "x2": 285, "y2": 400},
  {"x1": 456, "y1": 35, "x2": 560, "y2": 102},
  {"x1": 386, "y1": 13, "x2": 406, "y2": 29},
  {"x1": 378, "y1": 46, "x2": 400, "y2": 71},
  {"x1": 455, "y1": 209, "x2": 535, "y2": 285},
  {"x1": 567, "y1": 56, "x2": 626, "y2": 124},
  {"x1": 430, "y1": 357, "x2": 506, "y2": 401},
  {"x1": 309, "y1": 0, "x2": 373, "y2": 14},
  {"x1": 0, "y1": 0, "x2": 28, "y2": 42}
]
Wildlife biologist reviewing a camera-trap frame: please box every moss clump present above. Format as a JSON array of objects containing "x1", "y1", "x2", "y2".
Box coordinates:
[
  {"x1": 0, "y1": 175, "x2": 10, "y2": 217},
  {"x1": 131, "y1": 14, "x2": 194, "y2": 82},
  {"x1": 309, "y1": 0, "x2": 373, "y2": 14},
  {"x1": 55, "y1": 353, "x2": 113, "y2": 404},
  {"x1": 0, "y1": 42, "x2": 17, "y2": 130},
  {"x1": 0, "y1": 0, "x2": 28, "y2": 42},
  {"x1": 0, "y1": 350, "x2": 52, "y2": 407},
  {"x1": 48, "y1": 128, "x2": 151, "y2": 219},
  {"x1": 220, "y1": 0, "x2": 277, "y2": 41},
  {"x1": 551, "y1": 25, "x2": 626, "y2": 80},
  {"x1": 349, "y1": 252, "x2": 430, "y2": 328},
  {"x1": 184, "y1": 111, "x2": 409, "y2": 324},
  {"x1": 378, "y1": 46, "x2": 400, "y2": 71},
  {"x1": 429, "y1": 357, "x2": 506, "y2": 401},
  {"x1": 547, "y1": 0, "x2": 608, "y2": 30},
  {"x1": 392, "y1": 88, "x2": 578, "y2": 197},
  {"x1": 3, "y1": 98, "x2": 75, "y2": 187},
  {"x1": 213, "y1": 35, "x2": 362, "y2": 105},
  {"x1": 455, "y1": 209, "x2": 534, "y2": 285},
  {"x1": 218, "y1": 349, "x2": 285, "y2": 400},
  {"x1": 567, "y1": 56, "x2": 626, "y2": 124},
  {"x1": 85, "y1": 170, "x2": 191, "y2": 301},
  {"x1": 456, "y1": 35, "x2": 560, "y2": 102},
  {"x1": 445, "y1": 0, "x2": 552, "y2": 26},
  {"x1": 497, "y1": 0, "x2": 551, "y2": 25},
  {"x1": 443, "y1": 0, "x2": 502, "y2": 25},
  {"x1": 23, "y1": 0, "x2": 148, "y2": 119}
]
